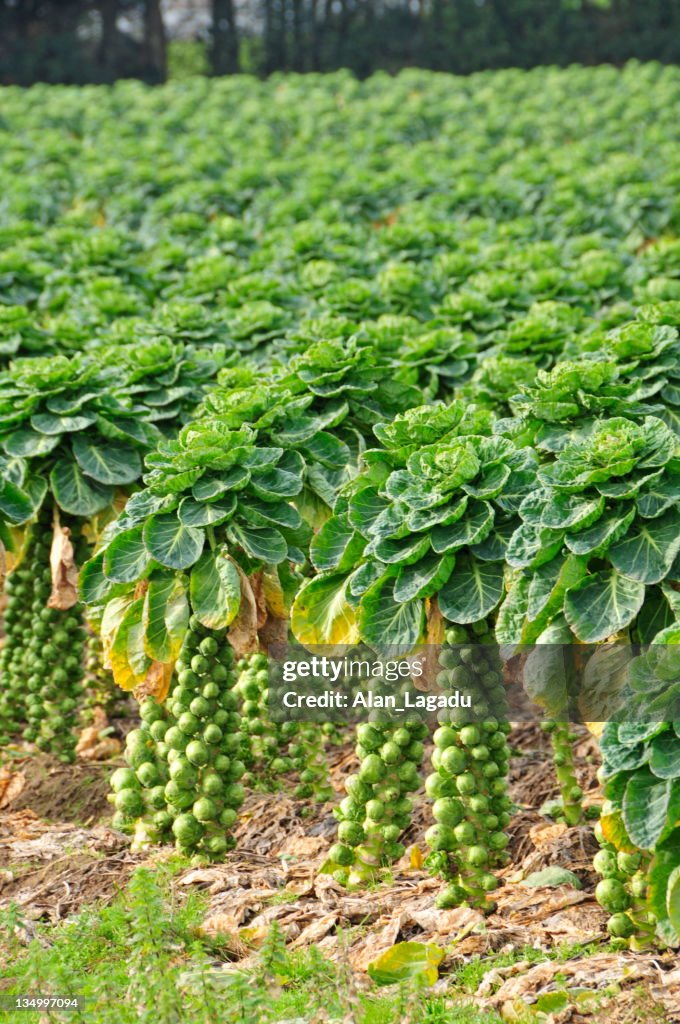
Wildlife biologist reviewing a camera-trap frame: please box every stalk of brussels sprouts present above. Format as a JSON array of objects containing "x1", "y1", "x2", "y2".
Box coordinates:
[
  {"x1": 237, "y1": 651, "x2": 333, "y2": 802},
  {"x1": 424, "y1": 623, "x2": 512, "y2": 910},
  {"x1": 593, "y1": 838, "x2": 654, "y2": 948},
  {"x1": 330, "y1": 719, "x2": 426, "y2": 884},
  {"x1": 0, "y1": 531, "x2": 43, "y2": 742},
  {"x1": 111, "y1": 616, "x2": 246, "y2": 863},
  {"x1": 540, "y1": 721, "x2": 584, "y2": 826},
  {"x1": 82, "y1": 632, "x2": 131, "y2": 723},
  {"x1": 0, "y1": 510, "x2": 86, "y2": 762}
]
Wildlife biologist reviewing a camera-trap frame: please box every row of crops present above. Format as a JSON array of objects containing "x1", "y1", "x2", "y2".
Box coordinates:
[{"x1": 1, "y1": 64, "x2": 680, "y2": 953}]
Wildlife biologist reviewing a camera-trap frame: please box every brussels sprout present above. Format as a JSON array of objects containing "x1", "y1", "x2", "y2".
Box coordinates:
[
  {"x1": 607, "y1": 912, "x2": 635, "y2": 939},
  {"x1": 338, "y1": 821, "x2": 365, "y2": 847},
  {"x1": 595, "y1": 878, "x2": 631, "y2": 914}
]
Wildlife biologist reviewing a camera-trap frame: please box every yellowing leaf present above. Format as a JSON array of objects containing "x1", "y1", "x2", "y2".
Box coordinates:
[
  {"x1": 409, "y1": 845, "x2": 424, "y2": 870},
  {"x1": 135, "y1": 660, "x2": 174, "y2": 703},
  {"x1": 367, "y1": 941, "x2": 444, "y2": 987},
  {"x1": 291, "y1": 573, "x2": 358, "y2": 649}
]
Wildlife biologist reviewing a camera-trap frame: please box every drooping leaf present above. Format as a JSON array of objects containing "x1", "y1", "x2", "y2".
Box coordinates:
[
  {"x1": 189, "y1": 549, "x2": 241, "y2": 630},
  {"x1": 50, "y1": 459, "x2": 114, "y2": 517},
  {"x1": 0, "y1": 477, "x2": 37, "y2": 525},
  {"x1": 110, "y1": 598, "x2": 148, "y2": 692},
  {"x1": 291, "y1": 572, "x2": 359, "y2": 647},
  {"x1": 71, "y1": 435, "x2": 142, "y2": 486},
  {"x1": 622, "y1": 769, "x2": 672, "y2": 850},
  {"x1": 143, "y1": 575, "x2": 189, "y2": 662}
]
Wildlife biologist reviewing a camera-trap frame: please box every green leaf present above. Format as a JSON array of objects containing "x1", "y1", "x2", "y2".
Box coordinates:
[
  {"x1": 189, "y1": 550, "x2": 241, "y2": 630},
  {"x1": 103, "y1": 525, "x2": 151, "y2": 584},
  {"x1": 394, "y1": 551, "x2": 456, "y2": 603},
  {"x1": 0, "y1": 478, "x2": 37, "y2": 525},
  {"x1": 347, "y1": 485, "x2": 390, "y2": 534},
  {"x1": 564, "y1": 570, "x2": 645, "y2": 642},
  {"x1": 649, "y1": 731, "x2": 680, "y2": 780},
  {"x1": 372, "y1": 532, "x2": 431, "y2": 565},
  {"x1": 622, "y1": 769, "x2": 672, "y2": 850},
  {"x1": 310, "y1": 513, "x2": 365, "y2": 572},
  {"x1": 238, "y1": 496, "x2": 302, "y2": 531},
  {"x1": 522, "y1": 553, "x2": 588, "y2": 643},
  {"x1": 291, "y1": 573, "x2": 358, "y2": 646},
  {"x1": 359, "y1": 575, "x2": 424, "y2": 649},
  {"x1": 3, "y1": 428, "x2": 61, "y2": 458},
  {"x1": 192, "y1": 466, "x2": 251, "y2": 501},
  {"x1": 142, "y1": 513, "x2": 204, "y2": 570},
  {"x1": 71, "y1": 435, "x2": 142, "y2": 486},
  {"x1": 431, "y1": 501, "x2": 494, "y2": 554},
  {"x1": 229, "y1": 523, "x2": 288, "y2": 564},
  {"x1": 31, "y1": 412, "x2": 96, "y2": 435},
  {"x1": 178, "y1": 494, "x2": 237, "y2": 527},
  {"x1": 437, "y1": 556, "x2": 504, "y2": 624},
  {"x1": 80, "y1": 549, "x2": 129, "y2": 607},
  {"x1": 249, "y1": 465, "x2": 303, "y2": 500},
  {"x1": 637, "y1": 475, "x2": 680, "y2": 519},
  {"x1": 609, "y1": 509, "x2": 680, "y2": 585},
  {"x1": 564, "y1": 505, "x2": 635, "y2": 556},
  {"x1": 367, "y1": 942, "x2": 444, "y2": 987},
  {"x1": 143, "y1": 576, "x2": 189, "y2": 662},
  {"x1": 496, "y1": 576, "x2": 530, "y2": 646},
  {"x1": 50, "y1": 459, "x2": 114, "y2": 517}
]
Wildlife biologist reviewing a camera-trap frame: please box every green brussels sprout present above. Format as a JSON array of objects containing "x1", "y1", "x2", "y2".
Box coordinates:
[
  {"x1": 607, "y1": 912, "x2": 635, "y2": 939},
  {"x1": 456, "y1": 773, "x2": 477, "y2": 795},
  {"x1": 595, "y1": 878, "x2": 631, "y2": 914},
  {"x1": 172, "y1": 813, "x2": 205, "y2": 847},
  {"x1": 425, "y1": 824, "x2": 456, "y2": 852},
  {"x1": 433, "y1": 798, "x2": 464, "y2": 828},
  {"x1": 329, "y1": 843, "x2": 355, "y2": 867},
  {"x1": 111, "y1": 767, "x2": 139, "y2": 793},
  {"x1": 593, "y1": 850, "x2": 619, "y2": 877},
  {"x1": 338, "y1": 821, "x2": 365, "y2": 847},
  {"x1": 115, "y1": 789, "x2": 145, "y2": 819},
  {"x1": 440, "y1": 747, "x2": 467, "y2": 774},
  {"x1": 186, "y1": 739, "x2": 210, "y2": 766}
]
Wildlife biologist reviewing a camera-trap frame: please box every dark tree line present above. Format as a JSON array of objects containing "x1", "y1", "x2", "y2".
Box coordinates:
[{"x1": 2, "y1": 0, "x2": 680, "y2": 85}]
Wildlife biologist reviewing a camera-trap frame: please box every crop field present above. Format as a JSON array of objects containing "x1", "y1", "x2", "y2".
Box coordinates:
[{"x1": 1, "y1": 64, "x2": 680, "y2": 1023}]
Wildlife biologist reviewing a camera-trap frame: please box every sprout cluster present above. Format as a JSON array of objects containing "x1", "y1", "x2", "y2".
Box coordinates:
[
  {"x1": 237, "y1": 651, "x2": 333, "y2": 802},
  {"x1": 539, "y1": 721, "x2": 585, "y2": 826},
  {"x1": 330, "y1": 720, "x2": 426, "y2": 884},
  {"x1": 0, "y1": 512, "x2": 86, "y2": 761},
  {"x1": 593, "y1": 842, "x2": 652, "y2": 947},
  {"x1": 425, "y1": 624, "x2": 512, "y2": 909},
  {"x1": 111, "y1": 617, "x2": 246, "y2": 863}
]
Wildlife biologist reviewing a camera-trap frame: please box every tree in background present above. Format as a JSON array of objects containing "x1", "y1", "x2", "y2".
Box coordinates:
[{"x1": 2, "y1": 0, "x2": 680, "y2": 86}]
